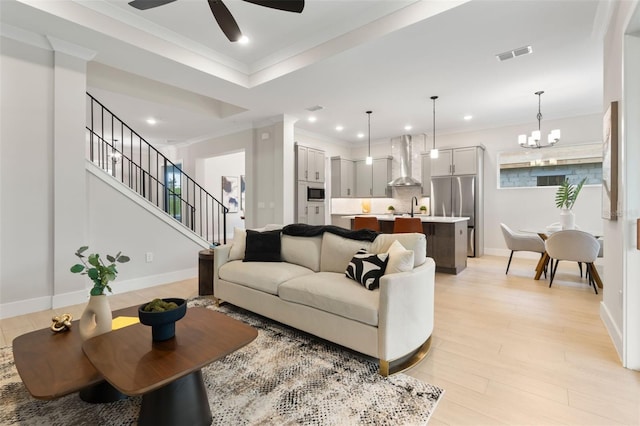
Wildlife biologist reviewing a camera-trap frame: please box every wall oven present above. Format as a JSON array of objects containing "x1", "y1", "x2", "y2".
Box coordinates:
[{"x1": 307, "y1": 185, "x2": 325, "y2": 202}]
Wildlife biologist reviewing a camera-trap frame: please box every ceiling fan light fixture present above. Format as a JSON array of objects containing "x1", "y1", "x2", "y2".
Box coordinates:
[{"x1": 238, "y1": 35, "x2": 250, "y2": 44}]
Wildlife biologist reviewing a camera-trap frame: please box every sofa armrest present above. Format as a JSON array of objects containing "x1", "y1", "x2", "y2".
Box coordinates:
[
  {"x1": 377, "y1": 257, "x2": 436, "y2": 361},
  {"x1": 212, "y1": 244, "x2": 232, "y2": 296}
]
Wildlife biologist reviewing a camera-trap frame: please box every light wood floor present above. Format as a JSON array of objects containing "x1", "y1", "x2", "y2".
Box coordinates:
[{"x1": 1, "y1": 255, "x2": 638, "y2": 425}]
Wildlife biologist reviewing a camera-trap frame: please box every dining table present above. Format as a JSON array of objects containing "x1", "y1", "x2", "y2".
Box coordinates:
[{"x1": 524, "y1": 228, "x2": 603, "y2": 288}]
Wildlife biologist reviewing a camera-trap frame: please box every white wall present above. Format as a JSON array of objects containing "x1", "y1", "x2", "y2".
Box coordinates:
[
  {"x1": 204, "y1": 151, "x2": 245, "y2": 233},
  {"x1": 0, "y1": 37, "x2": 54, "y2": 309},
  {"x1": 87, "y1": 170, "x2": 204, "y2": 293},
  {"x1": 0, "y1": 35, "x2": 212, "y2": 318},
  {"x1": 602, "y1": 0, "x2": 640, "y2": 369}
]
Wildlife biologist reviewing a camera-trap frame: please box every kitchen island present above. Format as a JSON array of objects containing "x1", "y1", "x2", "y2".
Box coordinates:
[{"x1": 344, "y1": 215, "x2": 469, "y2": 274}]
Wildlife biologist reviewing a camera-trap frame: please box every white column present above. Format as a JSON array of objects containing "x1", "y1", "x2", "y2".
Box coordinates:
[
  {"x1": 47, "y1": 36, "x2": 96, "y2": 307},
  {"x1": 253, "y1": 115, "x2": 298, "y2": 227}
]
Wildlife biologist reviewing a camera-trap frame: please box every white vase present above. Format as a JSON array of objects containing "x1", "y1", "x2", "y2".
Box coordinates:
[
  {"x1": 560, "y1": 208, "x2": 575, "y2": 230},
  {"x1": 79, "y1": 294, "x2": 113, "y2": 341}
]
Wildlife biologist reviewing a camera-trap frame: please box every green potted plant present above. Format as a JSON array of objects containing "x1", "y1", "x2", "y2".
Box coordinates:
[
  {"x1": 70, "y1": 246, "x2": 130, "y2": 340},
  {"x1": 419, "y1": 205, "x2": 428, "y2": 215},
  {"x1": 555, "y1": 177, "x2": 586, "y2": 229},
  {"x1": 387, "y1": 205, "x2": 395, "y2": 215},
  {"x1": 70, "y1": 246, "x2": 130, "y2": 296}
]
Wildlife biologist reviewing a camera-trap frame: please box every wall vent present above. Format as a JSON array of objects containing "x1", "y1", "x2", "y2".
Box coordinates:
[{"x1": 496, "y1": 45, "x2": 533, "y2": 62}]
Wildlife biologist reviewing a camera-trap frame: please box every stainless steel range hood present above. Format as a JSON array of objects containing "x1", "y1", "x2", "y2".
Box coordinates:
[{"x1": 388, "y1": 135, "x2": 422, "y2": 187}]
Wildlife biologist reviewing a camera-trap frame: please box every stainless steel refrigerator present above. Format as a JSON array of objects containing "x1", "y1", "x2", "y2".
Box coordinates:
[{"x1": 430, "y1": 175, "x2": 483, "y2": 257}]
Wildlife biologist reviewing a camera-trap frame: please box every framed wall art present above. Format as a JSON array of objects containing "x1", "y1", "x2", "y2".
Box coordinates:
[
  {"x1": 240, "y1": 175, "x2": 245, "y2": 211},
  {"x1": 222, "y1": 176, "x2": 239, "y2": 213},
  {"x1": 602, "y1": 101, "x2": 618, "y2": 220}
]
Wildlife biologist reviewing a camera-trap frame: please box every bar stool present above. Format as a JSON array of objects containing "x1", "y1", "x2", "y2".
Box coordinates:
[
  {"x1": 393, "y1": 217, "x2": 422, "y2": 233},
  {"x1": 353, "y1": 216, "x2": 380, "y2": 232}
]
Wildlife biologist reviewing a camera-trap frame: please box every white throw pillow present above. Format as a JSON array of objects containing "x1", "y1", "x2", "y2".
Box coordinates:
[
  {"x1": 384, "y1": 240, "x2": 415, "y2": 275},
  {"x1": 228, "y1": 228, "x2": 246, "y2": 261}
]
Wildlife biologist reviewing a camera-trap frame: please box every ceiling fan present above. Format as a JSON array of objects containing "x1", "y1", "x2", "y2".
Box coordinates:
[{"x1": 128, "y1": 0, "x2": 305, "y2": 42}]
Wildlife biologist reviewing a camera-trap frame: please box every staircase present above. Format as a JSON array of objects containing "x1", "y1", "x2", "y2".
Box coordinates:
[{"x1": 86, "y1": 92, "x2": 228, "y2": 245}]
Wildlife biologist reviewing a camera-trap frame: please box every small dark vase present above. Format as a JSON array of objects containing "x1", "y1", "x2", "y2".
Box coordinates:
[{"x1": 138, "y1": 298, "x2": 187, "y2": 341}]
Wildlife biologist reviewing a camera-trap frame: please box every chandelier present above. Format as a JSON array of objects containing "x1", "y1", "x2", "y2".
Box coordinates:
[{"x1": 518, "y1": 91, "x2": 560, "y2": 149}]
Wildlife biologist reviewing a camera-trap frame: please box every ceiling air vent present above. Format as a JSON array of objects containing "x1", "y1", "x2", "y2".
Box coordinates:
[{"x1": 496, "y1": 45, "x2": 532, "y2": 62}]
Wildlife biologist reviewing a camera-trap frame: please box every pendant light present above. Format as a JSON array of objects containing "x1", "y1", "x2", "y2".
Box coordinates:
[
  {"x1": 430, "y1": 96, "x2": 439, "y2": 159},
  {"x1": 366, "y1": 110, "x2": 373, "y2": 165},
  {"x1": 518, "y1": 90, "x2": 560, "y2": 149}
]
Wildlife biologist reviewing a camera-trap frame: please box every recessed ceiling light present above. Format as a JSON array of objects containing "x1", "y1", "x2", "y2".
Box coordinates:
[
  {"x1": 404, "y1": 125, "x2": 412, "y2": 131},
  {"x1": 308, "y1": 116, "x2": 317, "y2": 123},
  {"x1": 357, "y1": 132, "x2": 365, "y2": 138},
  {"x1": 335, "y1": 125, "x2": 344, "y2": 132},
  {"x1": 146, "y1": 118, "x2": 157, "y2": 125},
  {"x1": 238, "y1": 35, "x2": 249, "y2": 45},
  {"x1": 463, "y1": 115, "x2": 473, "y2": 121}
]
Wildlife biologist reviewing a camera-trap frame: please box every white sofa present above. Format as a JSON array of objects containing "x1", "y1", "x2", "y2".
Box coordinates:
[{"x1": 212, "y1": 225, "x2": 435, "y2": 376}]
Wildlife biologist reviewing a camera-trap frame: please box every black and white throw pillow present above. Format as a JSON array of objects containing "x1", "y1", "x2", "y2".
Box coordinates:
[{"x1": 345, "y1": 249, "x2": 389, "y2": 290}]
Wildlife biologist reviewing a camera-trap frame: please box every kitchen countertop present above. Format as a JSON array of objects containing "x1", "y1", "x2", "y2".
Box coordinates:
[{"x1": 341, "y1": 215, "x2": 469, "y2": 223}]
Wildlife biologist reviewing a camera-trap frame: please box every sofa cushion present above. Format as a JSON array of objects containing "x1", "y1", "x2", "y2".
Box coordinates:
[
  {"x1": 320, "y1": 232, "x2": 372, "y2": 273},
  {"x1": 244, "y1": 229, "x2": 282, "y2": 262},
  {"x1": 345, "y1": 249, "x2": 389, "y2": 290},
  {"x1": 219, "y1": 260, "x2": 313, "y2": 295},
  {"x1": 385, "y1": 239, "x2": 415, "y2": 274},
  {"x1": 281, "y1": 235, "x2": 322, "y2": 272},
  {"x1": 371, "y1": 233, "x2": 426, "y2": 267},
  {"x1": 278, "y1": 272, "x2": 379, "y2": 326}
]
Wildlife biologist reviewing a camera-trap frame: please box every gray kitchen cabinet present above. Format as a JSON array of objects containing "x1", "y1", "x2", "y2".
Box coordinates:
[
  {"x1": 296, "y1": 145, "x2": 325, "y2": 183},
  {"x1": 430, "y1": 147, "x2": 479, "y2": 176},
  {"x1": 331, "y1": 157, "x2": 355, "y2": 198},
  {"x1": 355, "y1": 157, "x2": 391, "y2": 197}
]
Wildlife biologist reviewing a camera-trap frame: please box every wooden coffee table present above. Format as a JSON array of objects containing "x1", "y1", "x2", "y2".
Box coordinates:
[
  {"x1": 83, "y1": 307, "x2": 257, "y2": 426},
  {"x1": 13, "y1": 305, "x2": 257, "y2": 426},
  {"x1": 12, "y1": 306, "x2": 139, "y2": 402}
]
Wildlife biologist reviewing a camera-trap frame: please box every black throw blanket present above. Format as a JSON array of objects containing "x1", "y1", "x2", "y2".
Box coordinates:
[{"x1": 282, "y1": 224, "x2": 379, "y2": 242}]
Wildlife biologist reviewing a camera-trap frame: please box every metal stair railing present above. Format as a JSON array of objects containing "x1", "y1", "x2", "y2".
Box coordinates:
[{"x1": 86, "y1": 92, "x2": 228, "y2": 245}]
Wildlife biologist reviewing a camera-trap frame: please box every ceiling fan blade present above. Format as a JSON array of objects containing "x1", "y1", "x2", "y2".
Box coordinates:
[
  {"x1": 242, "y1": 0, "x2": 304, "y2": 13},
  {"x1": 208, "y1": 0, "x2": 243, "y2": 42},
  {"x1": 128, "y1": 0, "x2": 177, "y2": 11}
]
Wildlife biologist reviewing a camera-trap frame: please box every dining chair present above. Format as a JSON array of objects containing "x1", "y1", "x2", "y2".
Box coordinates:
[
  {"x1": 393, "y1": 217, "x2": 423, "y2": 233},
  {"x1": 499, "y1": 223, "x2": 546, "y2": 275},
  {"x1": 353, "y1": 216, "x2": 380, "y2": 232},
  {"x1": 544, "y1": 230, "x2": 600, "y2": 294}
]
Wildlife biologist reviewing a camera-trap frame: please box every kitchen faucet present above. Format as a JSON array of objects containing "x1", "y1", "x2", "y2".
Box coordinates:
[{"x1": 410, "y1": 196, "x2": 418, "y2": 217}]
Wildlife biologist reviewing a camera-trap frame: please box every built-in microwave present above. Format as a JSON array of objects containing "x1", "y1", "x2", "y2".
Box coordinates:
[{"x1": 307, "y1": 185, "x2": 325, "y2": 202}]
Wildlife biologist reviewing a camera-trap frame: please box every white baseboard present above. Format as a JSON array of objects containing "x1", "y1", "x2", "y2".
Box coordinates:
[
  {"x1": 0, "y1": 296, "x2": 52, "y2": 320},
  {"x1": 0, "y1": 268, "x2": 197, "y2": 319},
  {"x1": 600, "y1": 301, "x2": 623, "y2": 363},
  {"x1": 483, "y1": 248, "x2": 540, "y2": 259}
]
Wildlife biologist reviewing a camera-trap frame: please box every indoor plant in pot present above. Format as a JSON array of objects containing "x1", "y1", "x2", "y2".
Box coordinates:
[
  {"x1": 555, "y1": 177, "x2": 586, "y2": 230},
  {"x1": 70, "y1": 246, "x2": 130, "y2": 340}
]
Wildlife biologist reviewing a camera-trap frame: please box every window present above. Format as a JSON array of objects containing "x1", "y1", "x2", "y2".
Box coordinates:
[{"x1": 498, "y1": 143, "x2": 602, "y2": 189}]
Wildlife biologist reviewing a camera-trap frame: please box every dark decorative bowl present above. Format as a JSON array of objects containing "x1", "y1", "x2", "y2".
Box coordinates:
[{"x1": 138, "y1": 298, "x2": 187, "y2": 341}]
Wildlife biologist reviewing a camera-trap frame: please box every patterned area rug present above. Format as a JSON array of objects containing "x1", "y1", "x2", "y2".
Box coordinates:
[{"x1": 0, "y1": 298, "x2": 443, "y2": 425}]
